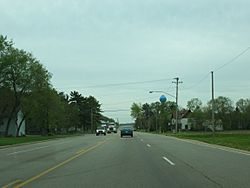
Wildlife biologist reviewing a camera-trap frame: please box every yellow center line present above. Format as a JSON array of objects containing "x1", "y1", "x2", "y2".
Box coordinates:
[
  {"x1": 106, "y1": 137, "x2": 115, "y2": 141},
  {"x1": 2, "y1": 179, "x2": 22, "y2": 188},
  {"x1": 76, "y1": 148, "x2": 86, "y2": 154},
  {"x1": 14, "y1": 141, "x2": 106, "y2": 188}
]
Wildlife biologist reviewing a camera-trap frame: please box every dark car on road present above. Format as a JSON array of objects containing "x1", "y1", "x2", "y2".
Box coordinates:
[{"x1": 120, "y1": 127, "x2": 133, "y2": 137}]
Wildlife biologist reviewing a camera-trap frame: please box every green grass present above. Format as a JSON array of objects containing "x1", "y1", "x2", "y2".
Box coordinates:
[
  {"x1": 0, "y1": 134, "x2": 81, "y2": 146},
  {"x1": 168, "y1": 132, "x2": 250, "y2": 151}
]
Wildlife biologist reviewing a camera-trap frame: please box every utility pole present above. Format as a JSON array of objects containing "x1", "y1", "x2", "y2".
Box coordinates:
[
  {"x1": 211, "y1": 71, "x2": 215, "y2": 134},
  {"x1": 91, "y1": 108, "x2": 93, "y2": 134},
  {"x1": 173, "y1": 77, "x2": 182, "y2": 133},
  {"x1": 155, "y1": 112, "x2": 158, "y2": 133}
]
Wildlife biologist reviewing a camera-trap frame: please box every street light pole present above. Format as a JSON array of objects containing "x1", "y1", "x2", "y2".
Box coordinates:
[{"x1": 149, "y1": 90, "x2": 175, "y2": 99}]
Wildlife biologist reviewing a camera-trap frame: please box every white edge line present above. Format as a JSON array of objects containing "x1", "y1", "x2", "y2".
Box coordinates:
[
  {"x1": 6, "y1": 141, "x2": 70, "y2": 156},
  {"x1": 163, "y1": 156, "x2": 175, "y2": 166},
  {"x1": 7, "y1": 145, "x2": 50, "y2": 155}
]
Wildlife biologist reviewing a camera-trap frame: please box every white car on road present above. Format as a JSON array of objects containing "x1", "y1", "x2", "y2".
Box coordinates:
[{"x1": 96, "y1": 127, "x2": 106, "y2": 136}]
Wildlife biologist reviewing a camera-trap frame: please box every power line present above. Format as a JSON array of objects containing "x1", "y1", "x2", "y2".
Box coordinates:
[
  {"x1": 97, "y1": 89, "x2": 151, "y2": 98},
  {"x1": 214, "y1": 46, "x2": 250, "y2": 72},
  {"x1": 182, "y1": 72, "x2": 210, "y2": 90},
  {"x1": 103, "y1": 96, "x2": 158, "y2": 107},
  {"x1": 57, "y1": 78, "x2": 173, "y2": 90},
  {"x1": 182, "y1": 46, "x2": 250, "y2": 91},
  {"x1": 104, "y1": 109, "x2": 130, "y2": 112}
]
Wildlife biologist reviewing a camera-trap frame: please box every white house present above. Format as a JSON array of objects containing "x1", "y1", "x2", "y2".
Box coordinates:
[
  {"x1": 0, "y1": 110, "x2": 26, "y2": 136},
  {"x1": 172, "y1": 110, "x2": 192, "y2": 131}
]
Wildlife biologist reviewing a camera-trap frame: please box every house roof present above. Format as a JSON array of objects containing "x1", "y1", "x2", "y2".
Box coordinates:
[{"x1": 172, "y1": 109, "x2": 191, "y2": 119}]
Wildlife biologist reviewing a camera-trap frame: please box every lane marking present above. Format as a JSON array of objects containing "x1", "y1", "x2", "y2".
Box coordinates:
[
  {"x1": 14, "y1": 141, "x2": 106, "y2": 188},
  {"x1": 169, "y1": 136, "x2": 250, "y2": 156},
  {"x1": 0, "y1": 140, "x2": 71, "y2": 152},
  {"x1": 6, "y1": 141, "x2": 70, "y2": 156},
  {"x1": 140, "y1": 139, "x2": 144, "y2": 142},
  {"x1": 106, "y1": 138, "x2": 115, "y2": 141},
  {"x1": 7, "y1": 145, "x2": 50, "y2": 156},
  {"x1": 163, "y1": 156, "x2": 175, "y2": 166},
  {"x1": 147, "y1": 144, "x2": 151, "y2": 147},
  {"x1": 2, "y1": 179, "x2": 22, "y2": 188},
  {"x1": 51, "y1": 141, "x2": 71, "y2": 146}
]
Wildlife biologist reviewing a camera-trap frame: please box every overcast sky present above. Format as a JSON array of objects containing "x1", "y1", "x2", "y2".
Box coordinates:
[{"x1": 1, "y1": 0, "x2": 250, "y2": 123}]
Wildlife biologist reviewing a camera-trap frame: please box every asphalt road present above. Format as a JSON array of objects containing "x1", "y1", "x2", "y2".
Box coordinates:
[{"x1": 1, "y1": 132, "x2": 250, "y2": 188}]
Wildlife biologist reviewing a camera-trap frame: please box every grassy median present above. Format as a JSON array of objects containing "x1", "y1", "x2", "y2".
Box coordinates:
[
  {"x1": 168, "y1": 132, "x2": 250, "y2": 151},
  {"x1": 0, "y1": 134, "x2": 81, "y2": 147}
]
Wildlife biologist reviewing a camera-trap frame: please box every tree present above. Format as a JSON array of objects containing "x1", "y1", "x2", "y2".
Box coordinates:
[
  {"x1": 0, "y1": 35, "x2": 51, "y2": 136},
  {"x1": 0, "y1": 36, "x2": 14, "y2": 131},
  {"x1": 236, "y1": 99, "x2": 250, "y2": 113},
  {"x1": 0, "y1": 88, "x2": 14, "y2": 123},
  {"x1": 130, "y1": 103, "x2": 142, "y2": 119},
  {"x1": 69, "y1": 91, "x2": 102, "y2": 133},
  {"x1": 131, "y1": 103, "x2": 143, "y2": 130},
  {"x1": 142, "y1": 103, "x2": 153, "y2": 131},
  {"x1": 207, "y1": 96, "x2": 234, "y2": 130},
  {"x1": 0, "y1": 35, "x2": 13, "y2": 85},
  {"x1": 186, "y1": 98, "x2": 205, "y2": 130},
  {"x1": 1, "y1": 35, "x2": 107, "y2": 136},
  {"x1": 235, "y1": 99, "x2": 250, "y2": 129},
  {"x1": 158, "y1": 101, "x2": 176, "y2": 131},
  {"x1": 69, "y1": 91, "x2": 84, "y2": 105},
  {"x1": 130, "y1": 101, "x2": 176, "y2": 132},
  {"x1": 82, "y1": 96, "x2": 102, "y2": 133},
  {"x1": 187, "y1": 98, "x2": 202, "y2": 112},
  {"x1": 58, "y1": 92, "x2": 79, "y2": 132}
]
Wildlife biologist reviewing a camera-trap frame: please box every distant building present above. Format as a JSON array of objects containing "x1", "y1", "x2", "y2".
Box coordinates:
[
  {"x1": 171, "y1": 109, "x2": 192, "y2": 131},
  {"x1": 203, "y1": 120, "x2": 223, "y2": 131},
  {"x1": 120, "y1": 123, "x2": 135, "y2": 129},
  {"x1": 120, "y1": 123, "x2": 135, "y2": 126},
  {"x1": 0, "y1": 110, "x2": 26, "y2": 136}
]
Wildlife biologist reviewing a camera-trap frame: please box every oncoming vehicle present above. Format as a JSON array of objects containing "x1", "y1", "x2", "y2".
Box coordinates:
[
  {"x1": 96, "y1": 127, "x2": 106, "y2": 136},
  {"x1": 120, "y1": 127, "x2": 133, "y2": 138},
  {"x1": 107, "y1": 124, "x2": 117, "y2": 133}
]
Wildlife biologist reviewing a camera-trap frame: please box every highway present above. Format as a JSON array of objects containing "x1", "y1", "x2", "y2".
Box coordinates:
[{"x1": 1, "y1": 132, "x2": 250, "y2": 188}]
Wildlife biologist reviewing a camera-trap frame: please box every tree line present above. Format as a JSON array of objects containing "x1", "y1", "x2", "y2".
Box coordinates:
[
  {"x1": 131, "y1": 96, "x2": 250, "y2": 132},
  {"x1": 0, "y1": 35, "x2": 112, "y2": 137}
]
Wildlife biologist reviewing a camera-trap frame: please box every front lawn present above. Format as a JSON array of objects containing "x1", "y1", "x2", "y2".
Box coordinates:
[{"x1": 170, "y1": 133, "x2": 250, "y2": 151}]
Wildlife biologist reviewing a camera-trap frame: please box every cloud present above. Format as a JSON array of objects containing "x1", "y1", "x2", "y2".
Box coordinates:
[{"x1": 1, "y1": 0, "x2": 250, "y2": 122}]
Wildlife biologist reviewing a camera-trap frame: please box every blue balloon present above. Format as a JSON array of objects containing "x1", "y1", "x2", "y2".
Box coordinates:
[{"x1": 159, "y1": 95, "x2": 167, "y2": 103}]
